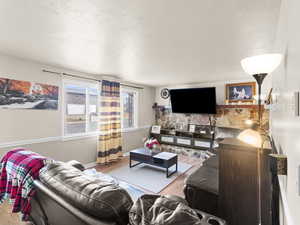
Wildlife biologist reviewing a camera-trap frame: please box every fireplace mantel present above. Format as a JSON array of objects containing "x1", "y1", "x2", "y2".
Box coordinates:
[{"x1": 217, "y1": 104, "x2": 264, "y2": 110}]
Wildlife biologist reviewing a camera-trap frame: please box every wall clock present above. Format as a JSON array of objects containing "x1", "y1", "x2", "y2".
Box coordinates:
[{"x1": 161, "y1": 88, "x2": 170, "y2": 99}]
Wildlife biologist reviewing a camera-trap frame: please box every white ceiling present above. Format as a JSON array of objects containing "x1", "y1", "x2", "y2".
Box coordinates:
[{"x1": 0, "y1": 0, "x2": 281, "y2": 86}]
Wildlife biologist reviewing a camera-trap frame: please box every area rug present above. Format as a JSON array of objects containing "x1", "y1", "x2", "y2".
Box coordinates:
[{"x1": 107, "y1": 162, "x2": 192, "y2": 193}]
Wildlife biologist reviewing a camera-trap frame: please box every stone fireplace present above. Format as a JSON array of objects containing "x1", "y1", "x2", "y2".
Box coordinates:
[{"x1": 153, "y1": 104, "x2": 269, "y2": 158}]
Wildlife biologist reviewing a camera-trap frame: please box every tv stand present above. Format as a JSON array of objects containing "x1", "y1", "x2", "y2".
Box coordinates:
[{"x1": 151, "y1": 125, "x2": 216, "y2": 151}]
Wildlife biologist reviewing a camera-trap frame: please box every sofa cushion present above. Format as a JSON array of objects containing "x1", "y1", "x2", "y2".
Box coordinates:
[
  {"x1": 39, "y1": 161, "x2": 133, "y2": 225},
  {"x1": 203, "y1": 156, "x2": 219, "y2": 169},
  {"x1": 129, "y1": 195, "x2": 202, "y2": 225},
  {"x1": 185, "y1": 166, "x2": 218, "y2": 195}
]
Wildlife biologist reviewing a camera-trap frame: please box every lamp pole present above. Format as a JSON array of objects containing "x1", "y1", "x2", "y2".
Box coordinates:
[
  {"x1": 253, "y1": 73, "x2": 267, "y2": 127},
  {"x1": 253, "y1": 73, "x2": 267, "y2": 225}
]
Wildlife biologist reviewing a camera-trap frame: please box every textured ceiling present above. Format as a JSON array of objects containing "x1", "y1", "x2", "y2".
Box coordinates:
[{"x1": 0, "y1": 0, "x2": 281, "y2": 86}]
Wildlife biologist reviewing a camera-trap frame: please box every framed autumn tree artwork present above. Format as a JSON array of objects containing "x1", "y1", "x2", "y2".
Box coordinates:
[{"x1": 0, "y1": 77, "x2": 59, "y2": 110}]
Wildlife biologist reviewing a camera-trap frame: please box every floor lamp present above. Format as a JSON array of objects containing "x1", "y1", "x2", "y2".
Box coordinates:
[{"x1": 238, "y1": 53, "x2": 283, "y2": 225}]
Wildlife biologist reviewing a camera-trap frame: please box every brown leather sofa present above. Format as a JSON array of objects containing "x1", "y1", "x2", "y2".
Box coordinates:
[
  {"x1": 28, "y1": 160, "x2": 227, "y2": 225},
  {"x1": 29, "y1": 161, "x2": 133, "y2": 225}
]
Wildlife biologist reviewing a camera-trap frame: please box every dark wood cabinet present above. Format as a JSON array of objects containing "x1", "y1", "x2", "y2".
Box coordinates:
[{"x1": 218, "y1": 138, "x2": 272, "y2": 225}]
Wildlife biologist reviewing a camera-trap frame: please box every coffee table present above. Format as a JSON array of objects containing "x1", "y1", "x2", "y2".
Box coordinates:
[{"x1": 129, "y1": 148, "x2": 178, "y2": 178}]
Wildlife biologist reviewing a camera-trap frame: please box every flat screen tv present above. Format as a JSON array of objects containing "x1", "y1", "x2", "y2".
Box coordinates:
[{"x1": 169, "y1": 87, "x2": 216, "y2": 114}]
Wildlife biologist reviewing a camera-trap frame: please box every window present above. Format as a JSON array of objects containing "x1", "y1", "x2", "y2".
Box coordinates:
[
  {"x1": 63, "y1": 81, "x2": 99, "y2": 136},
  {"x1": 121, "y1": 88, "x2": 138, "y2": 130}
]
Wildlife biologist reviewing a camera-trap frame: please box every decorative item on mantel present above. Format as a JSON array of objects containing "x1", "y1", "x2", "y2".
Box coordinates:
[
  {"x1": 265, "y1": 88, "x2": 273, "y2": 105},
  {"x1": 225, "y1": 82, "x2": 256, "y2": 103},
  {"x1": 151, "y1": 125, "x2": 161, "y2": 134},
  {"x1": 152, "y1": 103, "x2": 171, "y2": 124}
]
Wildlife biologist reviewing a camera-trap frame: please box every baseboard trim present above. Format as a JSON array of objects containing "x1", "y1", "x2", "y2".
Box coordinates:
[
  {"x1": 278, "y1": 175, "x2": 295, "y2": 225},
  {"x1": 122, "y1": 125, "x2": 151, "y2": 133},
  {"x1": 0, "y1": 136, "x2": 61, "y2": 149},
  {"x1": 84, "y1": 152, "x2": 130, "y2": 169}
]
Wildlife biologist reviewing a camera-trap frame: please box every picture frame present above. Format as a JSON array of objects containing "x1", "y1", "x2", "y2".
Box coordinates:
[
  {"x1": 188, "y1": 124, "x2": 196, "y2": 133},
  {"x1": 151, "y1": 125, "x2": 161, "y2": 134},
  {"x1": 225, "y1": 82, "x2": 256, "y2": 103},
  {"x1": 0, "y1": 77, "x2": 59, "y2": 110}
]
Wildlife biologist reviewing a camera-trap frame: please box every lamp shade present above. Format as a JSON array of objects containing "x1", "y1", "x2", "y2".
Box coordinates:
[
  {"x1": 241, "y1": 54, "x2": 283, "y2": 75},
  {"x1": 237, "y1": 129, "x2": 262, "y2": 147}
]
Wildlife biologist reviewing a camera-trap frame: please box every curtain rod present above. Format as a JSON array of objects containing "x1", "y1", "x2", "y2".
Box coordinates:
[{"x1": 42, "y1": 69, "x2": 144, "y2": 90}]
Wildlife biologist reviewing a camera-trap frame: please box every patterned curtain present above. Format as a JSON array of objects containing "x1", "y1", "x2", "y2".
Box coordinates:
[{"x1": 97, "y1": 80, "x2": 122, "y2": 164}]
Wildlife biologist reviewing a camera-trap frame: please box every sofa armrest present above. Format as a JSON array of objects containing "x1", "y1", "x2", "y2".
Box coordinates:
[
  {"x1": 184, "y1": 184, "x2": 219, "y2": 216},
  {"x1": 32, "y1": 180, "x2": 116, "y2": 225},
  {"x1": 185, "y1": 166, "x2": 219, "y2": 194}
]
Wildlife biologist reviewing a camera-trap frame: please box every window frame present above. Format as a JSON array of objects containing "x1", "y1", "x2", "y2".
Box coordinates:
[
  {"x1": 120, "y1": 87, "x2": 139, "y2": 132},
  {"x1": 62, "y1": 79, "x2": 100, "y2": 140}
]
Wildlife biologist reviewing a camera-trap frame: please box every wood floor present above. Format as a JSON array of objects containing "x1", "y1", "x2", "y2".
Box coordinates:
[
  {"x1": 0, "y1": 201, "x2": 31, "y2": 225},
  {"x1": 0, "y1": 155, "x2": 202, "y2": 225}
]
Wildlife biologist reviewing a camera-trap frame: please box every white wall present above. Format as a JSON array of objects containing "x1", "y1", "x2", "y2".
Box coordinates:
[
  {"x1": 270, "y1": 0, "x2": 300, "y2": 224},
  {"x1": 0, "y1": 53, "x2": 155, "y2": 163},
  {"x1": 155, "y1": 77, "x2": 272, "y2": 106}
]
